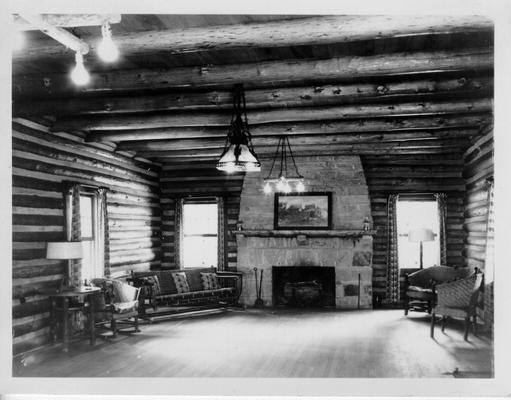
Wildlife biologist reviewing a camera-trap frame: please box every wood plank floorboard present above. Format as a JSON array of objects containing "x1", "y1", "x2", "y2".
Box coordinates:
[{"x1": 14, "y1": 309, "x2": 493, "y2": 378}]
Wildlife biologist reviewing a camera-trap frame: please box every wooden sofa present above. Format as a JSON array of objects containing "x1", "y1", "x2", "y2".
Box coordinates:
[
  {"x1": 404, "y1": 266, "x2": 474, "y2": 315},
  {"x1": 129, "y1": 268, "x2": 242, "y2": 317}
]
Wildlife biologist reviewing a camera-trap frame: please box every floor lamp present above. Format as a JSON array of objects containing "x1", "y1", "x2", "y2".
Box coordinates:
[
  {"x1": 408, "y1": 228, "x2": 435, "y2": 269},
  {"x1": 47, "y1": 241, "x2": 83, "y2": 290}
]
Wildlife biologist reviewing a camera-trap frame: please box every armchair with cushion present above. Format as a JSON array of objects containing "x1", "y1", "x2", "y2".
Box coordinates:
[
  {"x1": 404, "y1": 266, "x2": 474, "y2": 315},
  {"x1": 430, "y1": 269, "x2": 484, "y2": 341},
  {"x1": 91, "y1": 278, "x2": 141, "y2": 338}
]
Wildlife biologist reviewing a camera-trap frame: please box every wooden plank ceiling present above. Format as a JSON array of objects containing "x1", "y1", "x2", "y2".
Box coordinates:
[{"x1": 12, "y1": 14, "x2": 494, "y2": 165}]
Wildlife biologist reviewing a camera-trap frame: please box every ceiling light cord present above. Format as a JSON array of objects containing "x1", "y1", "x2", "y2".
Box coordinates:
[{"x1": 98, "y1": 20, "x2": 119, "y2": 62}]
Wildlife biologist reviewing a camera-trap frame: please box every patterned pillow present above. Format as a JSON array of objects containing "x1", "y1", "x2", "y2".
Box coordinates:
[
  {"x1": 171, "y1": 272, "x2": 190, "y2": 293},
  {"x1": 112, "y1": 280, "x2": 139, "y2": 303},
  {"x1": 201, "y1": 272, "x2": 219, "y2": 290}
]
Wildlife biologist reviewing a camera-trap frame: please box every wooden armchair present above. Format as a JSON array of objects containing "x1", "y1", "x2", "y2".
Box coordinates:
[
  {"x1": 430, "y1": 269, "x2": 484, "y2": 341},
  {"x1": 404, "y1": 266, "x2": 473, "y2": 315},
  {"x1": 92, "y1": 278, "x2": 141, "y2": 338}
]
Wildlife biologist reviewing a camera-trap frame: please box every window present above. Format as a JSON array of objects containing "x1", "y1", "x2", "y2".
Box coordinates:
[
  {"x1": 79, "y1": 192, "x2": 104, "y2": 281},
  {"x1": 484, "y1": 181, "x2": 494, "y2": 283},
  {"x1": 182, "y1": 201, "x2": 218, "y2": 269},
  {"x1": 396, "y1": 200, "x2": 440, "y2": 269}
]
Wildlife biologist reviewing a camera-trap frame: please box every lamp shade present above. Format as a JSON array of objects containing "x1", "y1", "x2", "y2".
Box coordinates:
[
  {"x1": 216, "y1": 84, "x2": 261, "y2": 173},
  {"x1": 408, "y1": 228, "x2": 435, "y2": 243},
  {"x1": 46, "y1": 241, "x2": 83, "y2": 260},
  {"x1": 217, "y1": 143, "x2": 261, "y2": 172}
]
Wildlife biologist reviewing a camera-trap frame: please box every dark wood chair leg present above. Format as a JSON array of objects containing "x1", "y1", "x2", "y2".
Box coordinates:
[
  {"x1": 472, "y1": 313, "x2": 478, "y2": 336},
  {"x1": 430, "y1": 312, "x2": 435, "y2": 338},
  {"x1": 49, "y1": 298, "x2": 57, "y2": 343},
  {"x1": 441, "y1": 316, "x2": 446, "y2": 332},
  {"x1": 134, "y1": 316, "x2": 140, "y2": 333},
  {"x1": 111, "y1": 318, "x2": 117, "y2": 338},
  {"x1": 404, "y1": 298, "x2": 409, "y2": 315},
  {"x1": 464, "y1": 316, "x2": 470, "y2": 341}
]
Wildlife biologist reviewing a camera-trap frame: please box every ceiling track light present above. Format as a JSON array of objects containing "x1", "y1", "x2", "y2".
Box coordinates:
[{"x1": 98, "y1": 20, "x2": 119, "y2": 62}]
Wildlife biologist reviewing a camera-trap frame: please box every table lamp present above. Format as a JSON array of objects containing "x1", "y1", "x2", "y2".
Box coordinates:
[
  {"x1": 408, "y1": 228, "x2": 435, "y2": 269},
  {"x1": 47, "y1": 241, "x2": 83, "y2": 290}
]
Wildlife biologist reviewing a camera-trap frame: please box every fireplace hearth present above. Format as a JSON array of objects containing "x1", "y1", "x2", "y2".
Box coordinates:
[{"x1": 273, "y1": 266, "x2": 335, "y2": 308}]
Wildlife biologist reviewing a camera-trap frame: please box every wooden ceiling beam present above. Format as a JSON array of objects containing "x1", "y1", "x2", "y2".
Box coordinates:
[
  {"x1": 134, "y1": 138, "x2": 468, "y2": 155},
  {"x1": 53, "y1": 98, "x2": 492, "y2": 131},
  {"x1": 138, "y1": 141, "x2": 468, "y2": 160},
  {"x1": 116, "y1": 130, "x2": 478, "y2": 152},
  {"x1": 85, "y1": 114, "x2": 490, "y2": 143},
  {"x1": 13, "y1": 15, "x2": 491, "y2": 60},
  {"x1": 90, "y1": 127, "x2": 479, "y2": 144},
  {"x1": 14, "y1": 76, "x2": 494, "y2": 116},
  {"x1": 13, "y1": 47, "x2": 493, "y2": 98},
  {"x1": 19, "y1": 14, "x2": 90, "y2": 55},
  {"x1": 13, "y1": 14, "x2": 121, "y2": 31}
]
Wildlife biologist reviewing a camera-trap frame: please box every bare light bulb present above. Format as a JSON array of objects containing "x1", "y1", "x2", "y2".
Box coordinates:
[
  {"x1": 296, "y1": 181, "x2": 305, "y2": 192},
  {"x1": 276, "y1": 178, "x2": 286, "y2": 192},
  {"x1": 224, "y1": 162, "x2": 236, "y2": 174},
  {"x1": 70, "y1": 52, "x2": 90, "y2": 86},
  {"x1": 263, "y1": 182, "x2": 272, "y2": 194},
  {"x1": 283, "y1": 182, "x2": 292, "y2": 193},
  {"x1": 98, "y1": 21, "x2": 119, "y2": 62}
]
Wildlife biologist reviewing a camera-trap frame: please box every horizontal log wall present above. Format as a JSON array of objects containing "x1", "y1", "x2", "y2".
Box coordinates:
[
  {"x1": 159, "y1": 163, "x2": 244, "y2": 270},
  {"x1": 361, "y1": 154, "x2": 466, "y2": 302},
  {"x1": 12, "y1": 118, "x2": 162, "y2": 356},
  {"x1": 462, "y1": 129, "x2": 493, "y2": 327}
]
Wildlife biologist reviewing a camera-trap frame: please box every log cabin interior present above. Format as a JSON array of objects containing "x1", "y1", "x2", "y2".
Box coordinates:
[{"x1": 8, "y1": 13, "x2": 498, "y2": 381}]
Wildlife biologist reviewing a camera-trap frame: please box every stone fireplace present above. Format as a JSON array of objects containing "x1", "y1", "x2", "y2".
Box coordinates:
[{"x1": 236, "y1": 155, "x2": 374, "y2": 309}]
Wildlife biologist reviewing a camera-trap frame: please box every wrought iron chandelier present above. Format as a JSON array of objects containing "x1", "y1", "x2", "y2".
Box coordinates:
[
  {"x1": 263, "y1": 135, "x2": 305, "y2": 194},
  {"x1": 216, "y1": 84, "x2": 261, "y2": 173}
]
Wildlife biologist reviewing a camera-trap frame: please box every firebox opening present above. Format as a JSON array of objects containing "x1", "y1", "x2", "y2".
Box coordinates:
[{"x1": 272, "y1": 266, "x2": 336, "y2": 308}]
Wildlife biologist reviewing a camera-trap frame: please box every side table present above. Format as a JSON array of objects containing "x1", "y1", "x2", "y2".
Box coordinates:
[{"x1": 41, "y1": 286, "x2": 101, "y2": 352}]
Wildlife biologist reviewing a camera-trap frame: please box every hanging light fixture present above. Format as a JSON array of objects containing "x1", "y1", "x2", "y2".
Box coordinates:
[
  {"x1": 217, "y1": 84, "x2": 261, "y2": 173},
  {"x1": 70, "y1": 52, "x2": 90, "y2": 86},
  {"x1": 263, "y1": 135, "x2": 305, "y2": 194},
  {"x1": 97, "y1": 20, "x2": 119, "y2": 62}
]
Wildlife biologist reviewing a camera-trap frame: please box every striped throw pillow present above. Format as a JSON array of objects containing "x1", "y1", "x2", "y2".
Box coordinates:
[
  {"x1": 171, "y1": 272, "x2": 190, "y2": 293},
  {"x1": 201, "y1": 272, "x2": 219, "y2": 290}
]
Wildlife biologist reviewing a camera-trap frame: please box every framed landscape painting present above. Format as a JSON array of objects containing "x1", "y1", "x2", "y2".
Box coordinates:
[{"x1": 274, "y1": 192, "x2": 332, "y2": 230}]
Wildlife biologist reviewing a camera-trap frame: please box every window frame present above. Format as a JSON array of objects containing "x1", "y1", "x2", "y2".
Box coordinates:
[
  {"x1": 78, "y1": 187, "x2": 104, "y2": 281},
  {"x1": 181, "y1": 197, "x2": 222, "y2": 270},
  {"x1": 396, "y1": 196, "x2": 441, "y2": 270}
]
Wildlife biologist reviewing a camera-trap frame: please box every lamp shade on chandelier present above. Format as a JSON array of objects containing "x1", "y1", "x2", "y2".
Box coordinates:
[{"x1": 217, "y1": 84, "x2": 261, "y2": 173}]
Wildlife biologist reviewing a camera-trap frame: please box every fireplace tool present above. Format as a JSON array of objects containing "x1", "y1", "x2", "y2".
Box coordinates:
[{"x1": 254, "y1": 267, "x2": 264, "y2": 308}]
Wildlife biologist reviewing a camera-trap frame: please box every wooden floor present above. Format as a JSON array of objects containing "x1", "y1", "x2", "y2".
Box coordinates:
[{"x1": 14, "y1": 309, "x2": 493, "y2": 378}]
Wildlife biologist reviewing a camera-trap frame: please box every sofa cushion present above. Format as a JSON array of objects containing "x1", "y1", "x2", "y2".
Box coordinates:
[
  {"x1": 154, "y1": 271, "x2": 177, "y2": 295},
  {"x1": 182, "y1": 268, "x2": 213, "y2": 291},
  {"x1": 113, "y1": 300, "x2": 139, "y2": 314},
  {"x1": 171, "y1": 272, "x2": 190, "y2": 293},
  {"x1": 406, "y1": 286, "x2": 434, "y2": 300},
  {"x1": 408, "y1": 266, "x2": 474, "y2": 288},
  {"x1": 113, "y1": 280, "x2": 139, "y2": 303},
  {"x1": 201, "y1": 272, "x2": 220, "y2": 290},
  {"x1": 158, "y1": 287, "x2": 235, "y2": 300}
]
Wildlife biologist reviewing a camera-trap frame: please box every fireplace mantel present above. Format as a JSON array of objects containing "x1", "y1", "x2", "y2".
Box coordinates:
[{"x1": 233, "y1": 229, "x2": 376, "y2": 238}]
